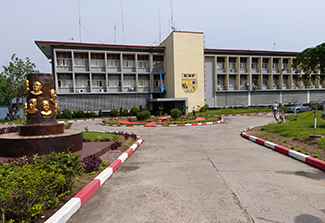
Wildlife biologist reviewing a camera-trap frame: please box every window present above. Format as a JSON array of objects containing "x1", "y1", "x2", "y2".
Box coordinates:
[
  {"x1": 58, "y1": 74, "x2": 73, "y2": 88},
  {"x1": 283, "y1": 75, "x2": 288, "y2": 85},
  {"x1": 272, "y1": 58, "x2": 279, "y2": 69},
  {"x1": 273, "y1": 75, "x2": 279, "y2": 85},
  {"x1": 138, "y1": 75, "x2": 150, "y2": 87},
  {"x1": 74, "y1": 53, "x2": 89, "y2": 67},
  {"x1": 57, "y1": 52, "x2": 72, "y2": 66},
  {"x1": 75, "y1": 74, "x2": 90, "y2": 87},
  {"x1": 240, "y1": 76, "x2": 247, "y2": 85},
  {"x1": 217, "y1": 57, "x2": 225, "y2": 69},
  {"x1": 252, "y1": 58, "x2": 258, "y2": 69},
  {"x1": 217, "y1": 75, "x2": 225, "y2": 86},
  {"x1": 263, "y1": 75, "x2": 269, "y2": 86},
  {"x1": 262, "y1": 58, "x2": 269, "y2": 69},
  {"x1": 123, "y1": 74, "x2": 135, "y2": 87},
  {"x1": 153, "y1": 55, "x2": 164, "y2": 68},
  {"x1": 123, "y1": 55, "x2": 135, "y2": 68},
  {"x1": 240, "y1": 58, "x2": 247, "y2": 69},
  {"x1": 229, "y1": 58, "x2": 236, "y2": 69},
  {"x1": 92, "y1": 74, "x2": 106, "y2": 87},
  {"x1": 252, "y1": 75, "x2": 259, "y2": 86},
  {"x1": 91, "y1": 53, "x2": 105, "y2": 67},
  {"x1": 107, "y1": 54, "x2": 120, "y2": 68},
  {"x1": 154, "y1": 74, "x2": 164, "y2": 87},
  {"x1": 229, "y1": 75, "x2": 236, "y2": 86},
  {"x1": 108, "y1": 74, "x2": 121, "y2": 87}
]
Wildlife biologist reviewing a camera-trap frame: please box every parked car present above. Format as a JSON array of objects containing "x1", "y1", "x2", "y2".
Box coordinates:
[
  {"x1": 286, "y1": 103, "x2": 312, "y2": 113},
  {"x1": 317, "y1": 101, "x2": 325, "y2": 110}
]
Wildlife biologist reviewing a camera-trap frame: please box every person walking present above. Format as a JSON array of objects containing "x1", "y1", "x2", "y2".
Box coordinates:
[
  {"x1": 193, "y1": 107, "x2": 196, "y2": 116},
  {"x1": 273, "y1": 102, "x2": 278, "y2": 122}
]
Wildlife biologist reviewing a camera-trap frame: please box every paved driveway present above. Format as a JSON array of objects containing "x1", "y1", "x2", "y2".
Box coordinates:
[{"x1": 68, "y1": 115, "x2": 325, "y2": 223}]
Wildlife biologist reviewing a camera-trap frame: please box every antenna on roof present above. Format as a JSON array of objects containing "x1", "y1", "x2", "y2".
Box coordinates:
[
  {"x1": 120, "y1": 1, "x2": 125, "y2": 44},
  {"x1": 114, "y1": 22, "x2": 116, "y2": 44},
  {"x1": 159, "y1": 10, "x2": 161, "y2": 42},
  {"x1": 170, "y1": 0, "x2": 175, "y2": 32},
  {"x1": 78, "y1": 0, "x2": 82, "y2": 42}
]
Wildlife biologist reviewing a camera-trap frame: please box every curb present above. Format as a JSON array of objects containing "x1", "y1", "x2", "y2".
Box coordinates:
[
  {"x1": 44, "y1": 137, "x2": 143, "y2": 223},
  {"x1": 241, "y1": 131, "x2": 325, "y2": 171},
  {"x1": 101, "y1": 118, "x2": 224, "y2": 127}
]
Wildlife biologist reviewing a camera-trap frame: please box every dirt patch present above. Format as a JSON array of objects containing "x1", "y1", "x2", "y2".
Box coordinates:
[{"x1": 245, "y1": 127, "x2": 325, "y2": 161}]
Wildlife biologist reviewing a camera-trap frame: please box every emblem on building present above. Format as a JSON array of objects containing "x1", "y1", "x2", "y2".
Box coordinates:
[{"x1": 182, "y1": 73, "x2": 198, "y2": 93}]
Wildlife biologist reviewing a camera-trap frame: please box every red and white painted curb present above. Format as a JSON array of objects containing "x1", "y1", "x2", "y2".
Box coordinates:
[
  {"x1": 241, "y1": 131, "x2": 325, "y2": 171},
  {"x1": 101, "y1": 118, "x2": 224, "y2": 127},
  {"x1": 45, "y1": 137, "x2": 143, "y2": 223}
]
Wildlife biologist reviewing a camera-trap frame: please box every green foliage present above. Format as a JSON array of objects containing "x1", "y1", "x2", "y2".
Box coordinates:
[
  {"x1": 170, "y1": 108, "x2": 182, "y2": 120},
  {"x1": 136, "y1": 111, "x2": 151, "y2": 121},
  {"x1": 139, "y1": 105, "x2": 143, "y2": 111},
  {"x1": 83, "y1": 132, "x2": 119, "y2": 141},
  {"x1": 110, "y1": 109, "x2": 119, "y2": 117},
  {"x1": 0, "y1": 153, "x2": 83, "y2": 222},
  {"x1": 122, "y1": 108, "x2": 129, "y2": 116},
  {"x1": 64, "y1": 122, "x2": 73, "y2": 129},
  {"x1": 0, "y1": 54, "x2": 38, "y2": 120},
  {"x1": 292, "y1": 43, "x2": 325, "y2": 86},
  {"x1": 56, "y1": 110, "x2": 62, "y2": 119},
  {"x1": 130, "y1": 106, "x2": 139, "y2": 116},
  {"x1": 76, "y1": 109, "x2": 85, "y2": 118},
  {"x1": 62, "y1": 108, "x2": 72, "y2": 119},
  {"x1": 198, "y1": 104, "x2": 209, "y2": 112},
  {"x1": 119, "y1": 107, "x2": 123, "y2": 116},
  {"x1": 98, "y1": 108, "x2": 103, "y2": 117}
]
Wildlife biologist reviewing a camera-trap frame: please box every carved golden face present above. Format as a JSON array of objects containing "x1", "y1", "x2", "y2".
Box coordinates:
[
  {"x1": 29, "y1": 98, "x2": 37, "y2": 109},
  {"x1": 50, "y1": 89, "x2": 57, "y2": 99},
  {"x1": 42, "y1": 100, "x2": 50, "y2": 112},
  {"x1": 33, "y1": 81, "x2": 42, "y2": 92}
]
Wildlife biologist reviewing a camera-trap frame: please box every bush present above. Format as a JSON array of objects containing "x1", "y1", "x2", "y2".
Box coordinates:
[
  {"x1": 0, "y1": 152, "x2": 83, "y2": 222},
  {"x1": 110, "y1": 109, "x2": 119, "y2": 117},
  {"x1": 130, "y1": 106, "x2": 139, "y2": 116},
  {"x1": 119, "y1": 107, "x2": 123, "y2": 116},
  {"x1": 76, "y1": 109, "x2": 85, "y2": 118},
  {"x1": 199, "y1": 104, "x2": 209, "y2": 112},
  {"x1": 137, "y1": 111, "x2": 151, "y2": 121},
  {"x1": 139, "y1": 105, "x2": 143, "y2": 111},
  {"x1": 56, "y1": 110, "x2": 62, "y2": 119},
  {"x1": 123, "y1": 108, "x2": 129, "y2": 116},
  {"x1": 81, "y1": 155, "x2": 102, "y2": 173},
  {"x1": 170, "y1": 108, "x2": 182, "y2": 119},
  {"x1": 89, "y1": 111, "x2": 96, "y2": 118},
  {"x1": 72, "y1": 110, "x2": 77, "y2": 118},
  {"x1": 98, "y1": 108, "x2": 103, "y2": 117},
  {"x1": 62, "y1": 108, "x2": 72, "y2": 119}
]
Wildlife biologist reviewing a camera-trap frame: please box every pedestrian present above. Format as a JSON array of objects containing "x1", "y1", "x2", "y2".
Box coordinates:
[
  {"x1": 193, "y1": 107, "x2": 196, "y2": 116},
  {"x1": 273, "y1": 102, "x2": 278, "y2": 122}
]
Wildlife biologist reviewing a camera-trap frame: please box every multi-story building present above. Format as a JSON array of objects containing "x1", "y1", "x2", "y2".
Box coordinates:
[{"x1": 35, "y1": 31, "x2": 325, "y2": 114}]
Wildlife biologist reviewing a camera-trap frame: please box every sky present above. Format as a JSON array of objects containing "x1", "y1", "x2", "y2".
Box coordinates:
[{"x1": 1, "y1": 0, "x2": 325, "y2": 73}]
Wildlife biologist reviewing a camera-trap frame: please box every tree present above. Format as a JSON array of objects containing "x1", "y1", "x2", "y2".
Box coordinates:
[
  {"x1": 0, "y1": 54, "x2": 38, "y2": 120},
  {"x1": 292, "y1": 43, "x2": 325, "y2": 87}
]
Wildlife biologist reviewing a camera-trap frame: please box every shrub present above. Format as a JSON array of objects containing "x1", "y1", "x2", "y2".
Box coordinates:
[
  {"x1": 130, "y1": 106, "x2": 139, "y2": 116},
  {"x1": 89, "y1": 111, "x2": 96, "y2": 118},
  {"x1": 139, "y1": 105, "x2": 143, "y2": 111},
  {"x1": 62, "y1": 108, "x2": 72, "y2": 119},
  {"x1": 81, "y1": 155, "x2": 102, "y2": 173},
  {"x1": 56, "y1": 110, "x2": 62, "y2": 119},
  {"x1": 98, "y1": 108, "x2": 103, "y2": 117},
  {"x1": 76, "y1": 109, "x2": 85, "y2": 118},
  {"x1": 110, "y1": 109, "x2": 119, "y2": 117},
  {"x1": 119, "y1": 107, "x2": 123, "y2": 116},
  {"x1": 123, "y1": 108, "x2": 129, "y2": 116},
  {"x1": 0, "y1": 152, "x2": 83, "y2": 222},
  {"x1": 137, "y1": 111, "x2": 151, "y2": 121},
  {"x1": 199, "y1": 104, "x2": 209, "y2": 112},
  {"x1": 72, "y1": 110, "x2": 77, "y2": 118},
  {"x1": 170, "y1": 108, "x2": 182, "y2": 120}
]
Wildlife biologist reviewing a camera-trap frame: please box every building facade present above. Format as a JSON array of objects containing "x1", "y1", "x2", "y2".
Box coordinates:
[{"x1": 36, "y1": 31, "x2": 324, "y2": 114}]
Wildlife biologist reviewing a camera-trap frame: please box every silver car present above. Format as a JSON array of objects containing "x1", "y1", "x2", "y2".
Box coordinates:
[{"x1": 286, "y1": 103, "x2": 312, "y2": 113}]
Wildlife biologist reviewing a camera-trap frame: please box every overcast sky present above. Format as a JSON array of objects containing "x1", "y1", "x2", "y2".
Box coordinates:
[{"x1": 1, "y1": 0, "x2": 324, "y2": 73}]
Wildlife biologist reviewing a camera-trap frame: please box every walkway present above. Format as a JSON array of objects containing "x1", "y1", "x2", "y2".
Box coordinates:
[{"x1": 67, "y1": 115, "x2": 325, "y2": 223}]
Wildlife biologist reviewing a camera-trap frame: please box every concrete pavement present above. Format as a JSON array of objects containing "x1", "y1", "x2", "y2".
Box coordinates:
[{"x1": 67, "y1": 115, "x2": 325, "y2": 223}]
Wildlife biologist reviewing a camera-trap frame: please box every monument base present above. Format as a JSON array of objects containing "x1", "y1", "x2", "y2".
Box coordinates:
[
  {"x1": 18, "y1": 122, "x2": 64, "y2": 136},
  {"x1": 0, "y1": 130, "x2": 83, "y2": 158}
]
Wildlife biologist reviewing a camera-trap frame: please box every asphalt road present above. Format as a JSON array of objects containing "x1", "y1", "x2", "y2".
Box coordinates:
[{"x1": 67, "y1": 115, "x2": 325, "y2": 223}]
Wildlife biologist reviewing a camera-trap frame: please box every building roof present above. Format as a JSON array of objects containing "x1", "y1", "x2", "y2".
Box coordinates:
[
  {"x1": 35, "y1": 40, "x2": 166, "y2": 59},
  {"x1": 204, "y1": 48, "x2": 299, "y2": 56}
]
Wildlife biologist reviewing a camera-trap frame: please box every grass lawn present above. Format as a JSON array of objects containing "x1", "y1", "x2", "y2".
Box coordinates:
[
  {"x1": 261, "y1": 110, "x2": 325, "y2": 148},
  {"x1": 83, "y1": 132, "x2": 119, "y2": 141}
]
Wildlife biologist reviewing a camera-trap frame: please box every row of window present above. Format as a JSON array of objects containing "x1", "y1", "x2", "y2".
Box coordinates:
[
  {"x1": 56, "y1": 52, "x2": 164, "y2": 69},
  {"x1": 216, "y1": 74, "x2": 324, "y2": 91},
  {"x1": 57, "y1": 73, "x2": 163, "y2": 89}
]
